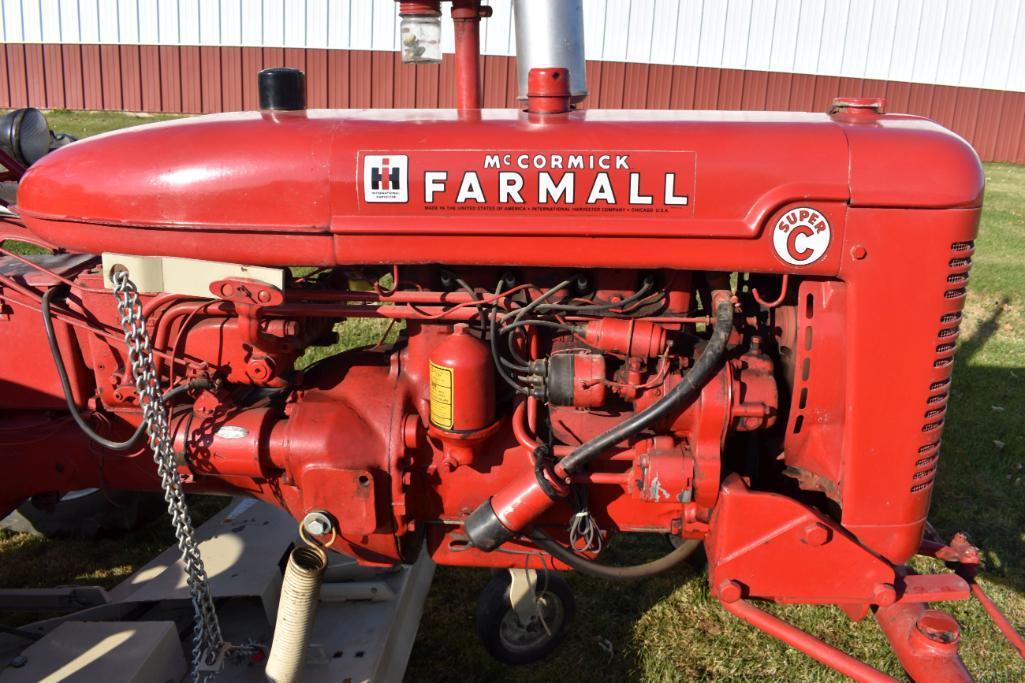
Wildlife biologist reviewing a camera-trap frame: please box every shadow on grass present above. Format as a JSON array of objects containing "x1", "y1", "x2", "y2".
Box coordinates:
[{"x1": 930, "y1": 299, "x2": 1025, "y2": 595}]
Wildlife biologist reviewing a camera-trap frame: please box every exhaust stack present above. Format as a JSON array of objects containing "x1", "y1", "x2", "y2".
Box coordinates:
[{"x1": 513, "y1": 0, "x2": 587, "y2": 104}]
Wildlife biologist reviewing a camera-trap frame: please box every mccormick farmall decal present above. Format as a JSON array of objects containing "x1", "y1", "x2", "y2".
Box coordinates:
[{"x1": 359, "y1": 150, "x2": 696, "y2": 218}]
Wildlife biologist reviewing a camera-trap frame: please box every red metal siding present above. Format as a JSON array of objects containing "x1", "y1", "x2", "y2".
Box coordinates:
[
  {"x1": 646, "y1": 64, "x2": 673, "y2": 109},
  {"x1": 159, "y1": 46, "x2": 183, "y2": 113},
  {"x1": 139, "y1": 45, "x2": 162, "y2": 112},
  {"x1": 120, "y1": 45, "x2": 143, "y2": 112},
  {"x1": 668, "y1": 67, "x2": 696, "y2": 110},
  {"x1": 3, "y1": 43, "x2": 1025, "y2": 163},
  {"x1": 0, "y1": 47, "x2": 11, "y2": 109},
  {"x1": 62, "y1": 45, "x2": 85, "y2": 110},
  {"x1": 349, "y1": 51, "x2": 372, "y2": 108},
  {"x1": 415, "y1": 61, "x2": 438, "y2": 108},
  {"x1": 241, "y1": 48, "x2": 264, "y2": 110},
  {"x1": 80, "y1": 45, "x2": 103, "y2": 110},
  {"x1": 200, "y1": 46, "x2": 223, "y2": 114},
  {"x1": 41, "y1": 44, "x2": 65, "y2": 109},
  {"x1": 99, "y1": 44, "x2": 122, "y2": 110},
  {"x1": 622, "y1": 63, "x2": 649, "y2": 108},
  {"x1": 995, "y1": 92, "x2": 1025, "y2": 163},
  {"x1": 305, "y1": 49, "x2": 328, "y2": 109},
  {"x1": 179, "y1": 46, "x2": 202, "y2": 114},
  {"x1": 6, "y1": 45, "x2": 29, "y2": 108},
  {"x1": 370, "y1": 51, "x2": 394, "y2": 108},
  {"x1": 24, "y1": 45, "x2": 47, "y2": 108}
]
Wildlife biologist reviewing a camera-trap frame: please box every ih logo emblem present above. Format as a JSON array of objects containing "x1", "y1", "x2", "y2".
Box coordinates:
[
  {"x1": 363, "y1": 154, "x2": 408, "y2": 203},
  {"x1": 772, "y1": 207, "x2": 831, "y2": 266}
]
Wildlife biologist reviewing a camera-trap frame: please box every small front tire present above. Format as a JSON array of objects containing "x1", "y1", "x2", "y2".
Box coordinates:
[{"x1": 474, "y1": 570, "x2": 575, "y2": 665}]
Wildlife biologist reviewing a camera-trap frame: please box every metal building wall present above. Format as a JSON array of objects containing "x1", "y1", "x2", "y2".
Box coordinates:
[{"x1": 2, "y1": 0, "x2": 1025, "y2": 162}]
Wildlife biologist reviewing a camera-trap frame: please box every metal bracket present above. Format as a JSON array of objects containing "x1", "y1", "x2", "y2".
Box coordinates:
[
  {"x1": 508, "y1": 568, "x2": 538, "y2": 623},
  {"x1": 101, "y1": 253, "x2": 283, "y2": 298}
]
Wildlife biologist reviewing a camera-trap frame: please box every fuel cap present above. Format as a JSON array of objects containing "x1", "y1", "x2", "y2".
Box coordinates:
[{"x1": 258, "y1": 68, "x2": 306, "y2": 111}]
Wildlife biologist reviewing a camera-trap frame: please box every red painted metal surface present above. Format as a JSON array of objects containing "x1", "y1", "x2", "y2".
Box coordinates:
[{"x1": 16, "y1": 107, "x2": 981, "y2": 277}]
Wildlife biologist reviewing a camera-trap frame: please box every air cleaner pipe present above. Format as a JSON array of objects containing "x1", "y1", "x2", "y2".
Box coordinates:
[
  {"x1": 265, "y1": 544, "x2": 328, "y2": 683},
  {"x1": 466, "y1": 295, "x2": 734, "y2": 551},
  {"x1": 512, "y1": 0, "x2": 587, "y2": 104},
  {"x1": 451, "y1": 0, "x2": 489, "y2": 110}
]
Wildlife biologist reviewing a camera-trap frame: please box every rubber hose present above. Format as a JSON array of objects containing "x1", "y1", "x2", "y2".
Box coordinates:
[
  {"x1": 42, "y1": 285, "x2": 210, "y2": 450},
  {"x1": 531, "y1": 529, "x2": 702, "y2": 581},
  {"x1": 558, "y1": 299, "x2": 734, "y2": 474},
  {"x1": 265, "y1": 544, "x2": 328, "y2": 683}
]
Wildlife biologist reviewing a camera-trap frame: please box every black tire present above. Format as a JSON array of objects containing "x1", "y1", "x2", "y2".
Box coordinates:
[
  {"x1": 666, "y1": 534, "x2": 709, "y2": 572},
  {"x1": 474, "y1": 570, "x2": 575, "y2": 665},
  {"x1": 0, "y1": 489, "x2": 166, "y2": 539}
]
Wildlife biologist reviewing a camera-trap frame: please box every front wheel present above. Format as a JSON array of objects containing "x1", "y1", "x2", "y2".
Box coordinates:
[{"x1": 474, "y1": 570, "x2": 575, "y2": 665}]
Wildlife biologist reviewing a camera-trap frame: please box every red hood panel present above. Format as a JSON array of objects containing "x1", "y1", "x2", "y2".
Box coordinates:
[{"x1": 15, "y1": 109, "x2": 982, "y2": 267}]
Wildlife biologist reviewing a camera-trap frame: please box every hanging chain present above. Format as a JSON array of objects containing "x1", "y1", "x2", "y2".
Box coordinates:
[{"x1": 112, "y1": 269, "x2": 225, "y2": 680}]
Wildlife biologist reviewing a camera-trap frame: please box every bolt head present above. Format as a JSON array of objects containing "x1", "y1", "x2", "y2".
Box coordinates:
[
  {"x1": 801, "y1": 521, "x2": 832, "y2": 546},
  {"x1": 718, "y1": 579, "x2": 744, "y2": 603},
  {"x1": 302, "y1": 511, "x2": 333, "y2": 536}
]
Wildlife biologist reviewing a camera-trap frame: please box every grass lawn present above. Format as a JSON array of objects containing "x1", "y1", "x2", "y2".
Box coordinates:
[{"x1": 2, "y1": 111, "x2": 1024, "y2": 681}]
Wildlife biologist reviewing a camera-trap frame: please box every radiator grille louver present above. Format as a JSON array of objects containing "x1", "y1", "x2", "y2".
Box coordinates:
[{"x1": 911, "y1": 240, "x2": 973, "y2": 494}]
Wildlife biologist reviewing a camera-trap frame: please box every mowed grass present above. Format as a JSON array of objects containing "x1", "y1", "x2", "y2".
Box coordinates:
[{"x1": 2, "y1": 111, "x2": 1024, "y2": 681}]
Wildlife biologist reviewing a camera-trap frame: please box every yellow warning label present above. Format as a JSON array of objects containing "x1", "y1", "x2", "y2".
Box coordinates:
[{"x1": 429, "y1": 361, "x2": 455, "y2": 430}]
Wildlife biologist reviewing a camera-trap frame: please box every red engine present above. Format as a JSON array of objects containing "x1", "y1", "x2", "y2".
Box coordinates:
[{"x1": 0, "y1": 3, "x2": 1017, "y2": 680}]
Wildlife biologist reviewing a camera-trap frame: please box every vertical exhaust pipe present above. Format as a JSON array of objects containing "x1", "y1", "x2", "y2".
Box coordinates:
[{"x1": 513, "y1": 0, "x2": 587, "y2": 104}]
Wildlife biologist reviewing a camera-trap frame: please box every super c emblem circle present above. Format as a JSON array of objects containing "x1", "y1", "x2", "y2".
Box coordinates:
[{"x1": 772, "y1": 207, "x2": 831, "y2": 266}]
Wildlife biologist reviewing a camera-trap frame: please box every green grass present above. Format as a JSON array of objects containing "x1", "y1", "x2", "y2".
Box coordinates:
[
  {"x1": 3, "y1": 111, "x2": 1024, "y2": 681},
  {"x1": 43, "y1": 109, "x2": 183, "y2": 139}
]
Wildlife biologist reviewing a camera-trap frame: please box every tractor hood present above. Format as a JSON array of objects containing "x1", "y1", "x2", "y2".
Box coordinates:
[{"x1": 16, "y1": 108, "x2": 982, "y2": 269}]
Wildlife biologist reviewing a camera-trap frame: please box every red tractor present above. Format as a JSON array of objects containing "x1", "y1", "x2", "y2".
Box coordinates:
[{"x1": 0, "y1": 2, "x2": 1021, "y2": 680}]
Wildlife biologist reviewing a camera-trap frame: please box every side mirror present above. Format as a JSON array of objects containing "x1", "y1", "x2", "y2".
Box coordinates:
[{"x1": 0, "y1": 108, "x2": 75, "y2": 168}]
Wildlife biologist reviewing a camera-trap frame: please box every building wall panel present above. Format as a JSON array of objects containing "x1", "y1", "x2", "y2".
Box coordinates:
[
  {"x1": 41, "y1": 44, "x2": 65, "y2": 109},
  {"x1": 994, "y1": 93, "x2": 1025, "y2": 163},
  {"x1": 0, "y1": 48, "x2": 11, "y2": 109},
  {"x1": 120, "y1": 45, "x2": 143, "y2": 113},
  {"x1": 139, "y1": 45, "x2": 162, "y2": 112},
  {"x1": 221, "y1": 46, "x2": 245, "y2": 113},
  {"x1": 241, "y1": 47, "x2": 265, "y2": 110},
  {"x1": 7, "y1": 44, "x2": 31, "y2": 108},
  {"x1": 5, "y1": 41, "x2": 1025, "y2": 163},
  {"x1": 80, "y1": 45, "x2": 103, "y2": 111},
  {"x1": 159, "y1": 45, "x2": 183, "y2": 114},
  {"x1": 304, "y1": 49, "x2": 329, "y2": 109},
  {"x1": 99, "y1": 44, "x2": 123, "y2": 110},
  {"x1": 200, "y1": 46, "x2": 223, "y2": 114}
]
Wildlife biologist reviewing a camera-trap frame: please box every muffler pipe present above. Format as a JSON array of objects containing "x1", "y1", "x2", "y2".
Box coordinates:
[
  {"x1": 513, "y1": 0, "x2": 587, "y2": 104},
  {"x1": 265, "y1": 544, "x2": 328, "y2": 683}
]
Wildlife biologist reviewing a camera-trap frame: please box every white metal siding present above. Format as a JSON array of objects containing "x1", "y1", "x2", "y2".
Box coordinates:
[{"x1": 2, "y1": 0, "x2": 1023, "y2": 92}]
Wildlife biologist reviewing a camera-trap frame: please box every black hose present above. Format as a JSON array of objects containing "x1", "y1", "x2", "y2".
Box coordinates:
[
  {"x1": 42, "y1": 286, "x2": 209, "y2": 451},
  {"x1": 530, "y1": 528, "x2": 702, "y2": 581},
  {"x1": 557, "y1": 299, "x2": 735, "y2": 474}
]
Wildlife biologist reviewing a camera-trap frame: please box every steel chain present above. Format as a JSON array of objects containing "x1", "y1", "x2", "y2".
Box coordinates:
[{"x1": 112, "y1": 269, "x2": 224, "y2": 681}]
